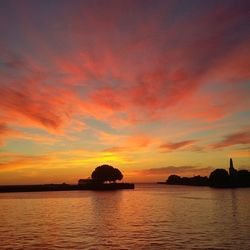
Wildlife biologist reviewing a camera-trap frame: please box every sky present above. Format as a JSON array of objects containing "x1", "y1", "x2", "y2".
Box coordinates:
[{"x1": 0, "y1": 0, "x2": 249, "y2": 184}]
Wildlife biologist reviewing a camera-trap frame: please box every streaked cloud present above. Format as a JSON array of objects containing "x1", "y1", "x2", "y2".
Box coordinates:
[
  {"x1": 212, "y1": 129, "x2": 250, "y2": 149},
  {"x1": 140, "y1": 166, "x2": 213, "y2": 176},
  {"x1": 160, "y1": 140, "x2": 198, "y2": 152}
]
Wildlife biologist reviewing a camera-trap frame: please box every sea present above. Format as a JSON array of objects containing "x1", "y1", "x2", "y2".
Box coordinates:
[{"x1": 0, "y1": 184, "x2": 249, "y2": 250}]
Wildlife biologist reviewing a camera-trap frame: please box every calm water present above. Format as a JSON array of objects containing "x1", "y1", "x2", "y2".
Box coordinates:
[{"x1": 0, "y1": 184, "x2": 249, "y2": 250}]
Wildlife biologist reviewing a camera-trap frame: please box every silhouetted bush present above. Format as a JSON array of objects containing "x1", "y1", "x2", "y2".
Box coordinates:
[
  {"x1": 166, "y1": 174, "x2": 209, "y2": 186},
  {"x1": 91, "y1": 164, "x2": 123, "y2": 183},
  {"x1": 209, "y1": 169, "x2": 230, "y2": 187},
  {"x1": 166, "y1": 175, "x2": 181, "y2": 184},
  {"x1": 186, "y1": 175, "x2": 209, "y2": 186}
]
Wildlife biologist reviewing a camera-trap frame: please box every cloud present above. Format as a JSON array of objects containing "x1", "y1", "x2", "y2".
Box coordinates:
[
  {"x1": 125, "y1": 134, "x2": 152, "y2": 148},
  {"x1": 138, "y1": 166, "x2": 213, "y2": 177},
  {"x1": 229, "y1": 149, "x2": 250, "y2": 158},
  {"x1": 1, "y1": 1, "x2": 249, "y2": 131},
  {"x1": 0, "y1": 85, "x2": 71, "y2": 130},
  {"x1": 0, "y1": 122, "x2": 67, "y2": 146},
  {"x1": 0, "y1": 59, "x2": 80, "y2": 133},
  {"x1": 160, "y1": 140, "x2": 197, "y2": 152},
  {"x1": 0, "y1": 154, "x2": 51, "y2": 171},
  {"x1": 102, "y1": 147, "x2": 130, "y2": 153},
  {"x1": 0, "y1": 123, "x2": 10, "y2": 134},
  {"x1": 212, "y1": 129, "x2": 250, "y2": 149},
  {"x1": 0, "y1": 123, "x2": 21, "y2": 145},
  {"x1": 0, "y1": 54, "x2": 27, "y2": 70}
]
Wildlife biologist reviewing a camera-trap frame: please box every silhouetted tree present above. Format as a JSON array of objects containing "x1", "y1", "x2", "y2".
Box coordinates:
[
  {"x1": 91, "y1": 164, "x2": 123, "y2": 183},
  {"x1": 209, "y1": 169, "x2": 230, "y2": 187},
  {"x1": 166, "y1": 175, "x2": 181, "y2": 184}
]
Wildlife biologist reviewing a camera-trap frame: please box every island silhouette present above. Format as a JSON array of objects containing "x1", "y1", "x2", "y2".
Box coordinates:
[
  {"x1": 162, "y1": 158, "x2": 250, "y2": 188},
  {"x1": 0, "y1": 164, "x2": 134, "y2": 193}
]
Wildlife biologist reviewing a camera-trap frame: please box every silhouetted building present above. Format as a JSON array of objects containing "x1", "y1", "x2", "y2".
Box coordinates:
[{"x1": 229, "y1": 158, "x2": 237, "y2": 177}]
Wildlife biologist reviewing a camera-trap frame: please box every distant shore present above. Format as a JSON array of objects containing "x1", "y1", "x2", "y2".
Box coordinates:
[
  {"x1": 0, "y1": 183, "x2": 135, "y2": 193},
  {"x1": 158, "y1": 158, "x2": 250, "y2": 188}
]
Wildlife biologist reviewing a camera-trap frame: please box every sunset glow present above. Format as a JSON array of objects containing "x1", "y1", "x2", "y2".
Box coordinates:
[{"x1": 0, "y1": 0, "x2": 249, "y2": 184}]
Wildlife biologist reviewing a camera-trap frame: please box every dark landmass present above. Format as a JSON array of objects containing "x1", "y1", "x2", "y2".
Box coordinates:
[
  {"x1": 165, "y1": 175, "x2": 209, "y2": 186},
  {"x1": 0, "y1": 183, "x2": 77, "y2": 193},
  {"x1": 0, "y1": 182, "x2": 134, "y2": 193},
  {"x1": 160, "y1": 159, "x2": 250, "y2": 188},
  {"x1": 0, "y1": 164, "x2": 134, "y2": 193}
]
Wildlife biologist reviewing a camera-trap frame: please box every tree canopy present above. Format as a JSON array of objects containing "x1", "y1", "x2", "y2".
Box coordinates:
[
  {"x1": 209, "y1": 169, "x2": 230, "y2": 187},
  {"x1": 91, "y1": 165, "x2": 123, "y2": 183}
]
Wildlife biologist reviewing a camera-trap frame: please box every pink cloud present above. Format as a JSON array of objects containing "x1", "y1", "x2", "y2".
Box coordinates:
[
  {"x1": 0, "y1": 0, "x2": 249, "y2": 140},
  {"x1": 102, "y1": 147, "x2": 129, "y2": 153},
  {"x1": 1, "y1": 87, "x2": 70, "y2": 130},
  {"x1": 212, "y1": 129, "x2": 250, "y2": 149},
  {"x1": 0, "y1": 55, "x2": 80, "y2": 133},
  {"x1": 125, "y1": 134, "x2": 152, "y2": 148},
  {"x1": 0, "y1": 123, "x2": 21, "y2": 145},
  {"x1": 140, "y1": 166, "x2": 213, "y2": 177},
  {"x1": 0, "y1": 122, "x2": 60, "y2": 145},
  {"x1": 160, "y1": 140, "x2": 197, "y2": 152},
  {"x1": 98, "y1": 132, "x2": 154, "y2": 152}
]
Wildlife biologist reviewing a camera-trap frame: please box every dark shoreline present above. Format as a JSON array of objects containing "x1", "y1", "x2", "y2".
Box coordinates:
[
  {"x1": 159, "y1": 159, "x2": 250, "y2": 188},
  {"x1": 0, "y1": 183, "x2": 135, "y2": 193},
  {"x1": 157, "y1": 182, "x2": 250, "y2": 188}
]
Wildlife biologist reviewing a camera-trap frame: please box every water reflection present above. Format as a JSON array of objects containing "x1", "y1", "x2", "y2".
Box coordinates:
[
  {"x1": 230, "y1": 189, "x2": 238, "y2": 222},
  {"x1": 0, "y1": 185, "x2": 249, "y2": 250}
]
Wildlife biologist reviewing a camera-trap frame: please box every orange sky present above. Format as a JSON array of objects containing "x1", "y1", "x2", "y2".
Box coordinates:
[{"x1": 0, "y1": 0, "x2": 249, "y2": 184}]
